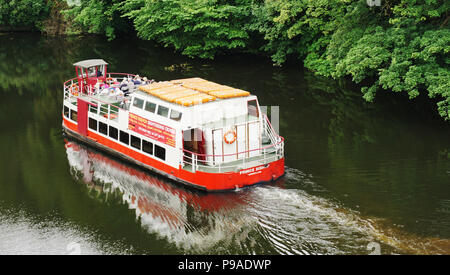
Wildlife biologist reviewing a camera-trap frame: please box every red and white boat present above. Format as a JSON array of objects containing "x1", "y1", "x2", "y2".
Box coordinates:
[{"x1": 62, "y1": 59, "x2": 284, "y2": 191}]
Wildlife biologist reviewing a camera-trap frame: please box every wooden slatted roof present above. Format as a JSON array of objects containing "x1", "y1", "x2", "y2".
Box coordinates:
[{"x1": 138, "y1": 78, "x2": 250, "y2": 106}]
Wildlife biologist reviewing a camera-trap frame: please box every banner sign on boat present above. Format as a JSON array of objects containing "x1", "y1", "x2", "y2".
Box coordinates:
[{"x1": 129, "y1": 113, "x2": 176, "y2": 147}]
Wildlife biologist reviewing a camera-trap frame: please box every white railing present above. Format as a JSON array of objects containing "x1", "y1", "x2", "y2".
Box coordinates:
[
  {"x1": 63, "y1": 73, "x2": 137, "y2": 121},
  {"x1": 263, "y1": 113, "x2": 280, "y2": 146},
  {"x1": 181, "y1": 117, "x2": 284, "y2": 173},
  {"x1": 63, "y1": 73, "x2": 136, "y2": 100}
]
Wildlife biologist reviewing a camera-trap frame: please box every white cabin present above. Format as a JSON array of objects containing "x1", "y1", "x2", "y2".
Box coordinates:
[{"x1": 128, "y1": 78, "x2": 266, "y2": 170}]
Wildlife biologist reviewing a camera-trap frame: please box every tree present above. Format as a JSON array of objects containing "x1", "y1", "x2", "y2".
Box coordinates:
[{"x1": 122, "y1": 0, "x2": 251, "y2": 59}]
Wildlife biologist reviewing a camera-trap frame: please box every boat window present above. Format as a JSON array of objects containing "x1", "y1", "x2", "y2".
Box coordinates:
[
  {"x1": 170, "y1": 110, "x2": 182, "y2": 121},
  {"x1": 99, "y1": 121, "x2": 108, "y2": 135},
  {"x1": 247, "y1": 99, "x2": 259, "y2": 117},
  {"x1": 132, "y1": 97, "x2": 144, "y2": 109},
  {"x1": 145, "y1": 101, "x2": 156, "y2": 113},
  {"x1": 155, "y1": 145, "x2": 166, "y2": 161},
  {"x1": 157, "y1": 105, "x2": 169, "y2": 118},
  {"x1": 70, "y1": 110, "x2": 77, "y2": 122},
  {"x1": 99, "y1": 104, "x2": 109, "y2": 117},
  {"x1": 109, "y1": 126, "x2": 118, "y2": 140},
  {"x1": 97, "y1": 65, "x2": 104, "y2": 77},
  {"x1": 131, "y1": 135, "x2": 141, "y2": 150},
  {"x1": 120, "y1": 130, "x2": 129, "y2": 145},
  {"x1": 89, "y1": 101, "x2": 98, "y2": 114},
  {"x1": 64, "y1": 106, "x2": 69, "y2": 118},
  {"x1": 89, "y1": 118, "x2": 97, "y2": 131},
  {"x1": 142, "y1": 140, "x2": 153, "y2": 155},
  {"x1": 77, "y1": 67, "x2": 87, "y2": 78},
  {"x1": 87, "y1": 67, "x2": 96, "y2": 77}
]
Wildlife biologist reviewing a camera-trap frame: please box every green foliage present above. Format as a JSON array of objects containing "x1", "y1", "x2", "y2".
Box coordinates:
[
  {"x1": 0, "y1": 0, "x2": 51, "y2": 29},
  {"x1": 122, "y1": 0, "x2": 251, "y2": 59},
  {"x1": 62, "y1": 0, "x2": 131, "y2": 40},
  {"x1": 301, "y1": 0, "x2": 450, "y2": 120},
  {"x1": 1, "y1": 0, "x2": 449, "y2": 120},
  {"x1": 249, "y1": 0, "x2": 349, "y2": 66}
]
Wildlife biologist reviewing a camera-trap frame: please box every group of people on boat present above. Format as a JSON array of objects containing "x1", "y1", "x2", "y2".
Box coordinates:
[{"x1": 93, "y1": 75, "x2": 155, "y2": 99}]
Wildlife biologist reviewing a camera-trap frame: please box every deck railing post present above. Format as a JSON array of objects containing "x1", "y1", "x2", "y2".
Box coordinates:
[{"x1": 191, "y1": 154, "x2": 196, "y2": 173}]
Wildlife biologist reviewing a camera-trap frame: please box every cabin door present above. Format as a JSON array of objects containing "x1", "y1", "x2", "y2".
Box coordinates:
[
  {"x1": 212, "y1": 128, "x2": 223, "y2": 164},
  {"x1": 182, "y1": 128, "x2": 206, "y2": 165},
  {"x1": 77, "y1": 98, "x2": 89, "y2": 136},
  {"x1": 247, "y1": 121, "x2": 260, "y2": 157},
  {"x1": 236, "y1": 124, "x2": 246, "y2": 159}
]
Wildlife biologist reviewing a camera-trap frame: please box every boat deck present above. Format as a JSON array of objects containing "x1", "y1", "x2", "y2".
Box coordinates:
[{"x1": 181, "y1": 146, "x2": 279, "y2": 173}]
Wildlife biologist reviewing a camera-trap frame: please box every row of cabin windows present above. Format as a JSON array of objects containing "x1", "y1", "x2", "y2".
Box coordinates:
[
  {"x1": 64, "y1": 106, "x2": 78, "y2": 122},
  {"x1": 132, "y1": 97, "x2": 182, "y2": 122},
  {"x1": 64, "y1": 106, "x2": 166, "y2": 161},
  {"x1": 88, "y1": 118, "x2": 166, "y2": 161}
]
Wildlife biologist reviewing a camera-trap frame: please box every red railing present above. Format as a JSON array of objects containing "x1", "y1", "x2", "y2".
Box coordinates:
[{"x1": 63, "y1": 72, "x2": 136, "y2": 94}]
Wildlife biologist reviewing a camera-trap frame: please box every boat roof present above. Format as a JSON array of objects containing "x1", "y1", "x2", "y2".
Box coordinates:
[
  {"x1": 138, "y1": 77, "x2": 251, "y2": 107},
  {"x1": 73, "y1": 59, "x2": 108, "y2": 68}
]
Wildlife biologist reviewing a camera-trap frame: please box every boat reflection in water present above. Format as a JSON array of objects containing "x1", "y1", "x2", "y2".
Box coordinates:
[
  {"x1": 65, "y1": 139, "x2": 450, "y2": 254},
  {"x1": 64, "y1": 138, "x2": 266, "y2": 253}
]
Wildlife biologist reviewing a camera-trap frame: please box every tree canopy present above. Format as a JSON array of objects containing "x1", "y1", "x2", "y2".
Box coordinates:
[{"x1": 1, "y1": 0, "x2": 449, "y2": 120}]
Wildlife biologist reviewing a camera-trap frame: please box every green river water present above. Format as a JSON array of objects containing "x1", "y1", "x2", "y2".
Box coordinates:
[{"x1": 0, "y1": 33, "x2": 449, "y2": 255}]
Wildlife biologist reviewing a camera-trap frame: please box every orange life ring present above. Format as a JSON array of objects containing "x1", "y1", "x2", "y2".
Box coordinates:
[
  {"x1": 70, "y1": 84, "x2": 79, "y2": 96},
  {"x1": 224, "y1": 129, "x2": 237, "y2": 144}
]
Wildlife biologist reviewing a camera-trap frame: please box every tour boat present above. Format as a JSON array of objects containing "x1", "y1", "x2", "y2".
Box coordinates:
[{"x1": 62, "y1": 59, "x2": 284, "y2": 191}]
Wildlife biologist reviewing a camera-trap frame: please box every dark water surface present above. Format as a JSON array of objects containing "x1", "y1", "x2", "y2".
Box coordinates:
[{"x1": 0, "y1": 33, "x2": 449, "y2": 255}]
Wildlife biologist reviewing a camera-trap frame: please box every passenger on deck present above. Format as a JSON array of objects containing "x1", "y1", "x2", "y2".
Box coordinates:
[
  {"x1": 125, "y1": 80, "x2": 135, "y2": 96},
  {"x1": 133, "y1": 75, "x2": 142, "y2": 85},
  {"x1": 120, "y1": 78, "x2": 129, "y2": 92}
]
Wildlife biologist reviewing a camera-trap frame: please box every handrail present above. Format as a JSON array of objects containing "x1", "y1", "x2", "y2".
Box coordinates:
[
  {"x1": 181, "y1": 135, "x2": 284, "y2": 158},
  {"x1": 182, "y1": 153, "x2": 280, "y2": 173},
  {"x1": 181, "y1": 114, "x2": 283, "y2": 158},
  {"x1": 63, "y1": 73, "x2": 140, "y2": 111},
  {"x1": 107, "y1": 72, "x2": 136, "y2": 77},
  {"x1": 63, "y1": 72, "x2": 136, "y2": 86},
  {"x1": 180, "y1": 113, "x2": 284, "y2": 172}
]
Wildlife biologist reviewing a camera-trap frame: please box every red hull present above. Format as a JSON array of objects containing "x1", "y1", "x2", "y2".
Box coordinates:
[{"x1": 63, "y1": 116, "x2": 284, "y2": 191}]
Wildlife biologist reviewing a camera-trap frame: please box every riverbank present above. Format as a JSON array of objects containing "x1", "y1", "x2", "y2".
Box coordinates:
[{"x1": 1, "y1": 0, "x2": 448, "y2": 121}]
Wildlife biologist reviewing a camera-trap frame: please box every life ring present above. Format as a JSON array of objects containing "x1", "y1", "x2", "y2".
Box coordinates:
[
  {"x1": 69, "y1": 84, "x2": 79, "y2": 96},
  {"x1": 224, "y1": 129, "x2": 237, "y2": 144}
]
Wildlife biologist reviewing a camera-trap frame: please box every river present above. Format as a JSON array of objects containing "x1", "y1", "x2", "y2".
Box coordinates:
[{"x1": 0, "y1": 33, "x2": 449, "y2": 255}]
